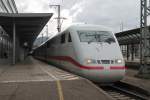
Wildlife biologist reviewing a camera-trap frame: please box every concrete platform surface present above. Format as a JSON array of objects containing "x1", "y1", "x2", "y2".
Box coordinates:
[
  {"x1": 0, "y1": 57, "x2": 113, "y2": 100},
  {"x1": 121, "y1": 69, "x2": 150, "y2": 94}
]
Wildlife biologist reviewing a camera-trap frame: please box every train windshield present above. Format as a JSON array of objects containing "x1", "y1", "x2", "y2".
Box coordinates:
[{"x1": 77, "y1": 31, "x2": 116, "y2": 44}]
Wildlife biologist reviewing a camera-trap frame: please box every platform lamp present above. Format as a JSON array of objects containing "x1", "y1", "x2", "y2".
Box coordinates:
[{"x1": 23, "y1": 42, "x2": 28, "y2": 59}]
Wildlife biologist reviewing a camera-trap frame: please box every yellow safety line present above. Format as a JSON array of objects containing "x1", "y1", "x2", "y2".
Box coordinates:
[
  {"x1": 56, "y1": 80, "x2": 64, "y2": 100},
  {"x1": 39, "y1": 66, "x2": 64, "y2": 100}
]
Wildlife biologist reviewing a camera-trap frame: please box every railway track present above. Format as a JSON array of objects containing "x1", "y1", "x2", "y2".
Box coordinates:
[{"x1": 97, "y1": 82, "x2": 150, "y2": 100}]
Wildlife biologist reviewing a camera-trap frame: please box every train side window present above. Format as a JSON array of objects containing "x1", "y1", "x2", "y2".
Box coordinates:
[
  {"x1": 61, "y1": 34, "x2": 65, "y2": 43},
  {"x1": 68, "y1": 33, "x2": 72, "y2": 42}
]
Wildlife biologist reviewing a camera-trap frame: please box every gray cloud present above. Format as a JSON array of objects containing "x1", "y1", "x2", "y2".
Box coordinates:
[
  {"x1": 15, "y1": 0, "x2": 140, "y2": 32},
  {"x1": 68, "y1": 0, "x2": 140, "y2": 32}
]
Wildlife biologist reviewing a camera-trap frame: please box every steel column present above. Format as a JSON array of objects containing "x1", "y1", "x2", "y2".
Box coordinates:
[
  {"x1": 131, "y1": 44, "x2": 134, "y2": 61},
  {"x1": 12, "y1": 22, "x2": 16, "y2": 65},
  {"x1": 127, "y1": 45, "x2": 129, "y2": 60},
  {"x1": 57, "y1": 5, "x2": 61, "y2": 32},
  {"x1": 49, "y1": 5, "x2": 61, "y2": 32}
]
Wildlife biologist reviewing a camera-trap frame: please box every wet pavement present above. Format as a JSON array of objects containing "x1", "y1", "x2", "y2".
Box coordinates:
[{"x1": 0, "y1": 57, "x2": 113, "y2": 100}]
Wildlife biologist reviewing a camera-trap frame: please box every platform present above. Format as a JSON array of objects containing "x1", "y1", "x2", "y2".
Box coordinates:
[
  {"x1": 121, "y1": 69, "x2": 150, "y2": 95},
  {"x1": 0, "y1": 57, "x2": 113, "y2": 100}
]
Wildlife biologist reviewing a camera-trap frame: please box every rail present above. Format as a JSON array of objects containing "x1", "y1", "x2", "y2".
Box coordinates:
[{"x1": 96, "y1": 82, "x2": 150, "y2": 100}]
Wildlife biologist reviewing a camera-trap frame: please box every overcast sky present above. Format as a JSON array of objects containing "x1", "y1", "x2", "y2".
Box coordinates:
[{"x1": 15, "y1": 0, "x2": 141, "y2": 36}]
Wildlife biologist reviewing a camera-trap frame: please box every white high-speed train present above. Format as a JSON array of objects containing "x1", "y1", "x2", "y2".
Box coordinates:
[{"x1": 34, "y1": 24, "x2": 126, "y2": 83}]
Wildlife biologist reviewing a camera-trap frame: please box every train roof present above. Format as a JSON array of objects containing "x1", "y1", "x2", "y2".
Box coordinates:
[
  {"x1": 67, "y1": 24, "x2": 112, "y2": 31},
  {"x1": 34, "y1": 24, "x2": 113, "y2": 50},
  {"x1": 55, "y1": 24, "x2": 113, "y2": 37}
]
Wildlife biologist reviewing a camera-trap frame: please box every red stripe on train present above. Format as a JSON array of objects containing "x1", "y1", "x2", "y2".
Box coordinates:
[
  {"x1": 48, "y1": 56, "x2": 104, "y2": 70},
  {"x1": 48, "y1": 56, "x2": 126, "y2": 70}
]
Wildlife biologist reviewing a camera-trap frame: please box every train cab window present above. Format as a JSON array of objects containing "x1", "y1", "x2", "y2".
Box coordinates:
[
  {"x1": 77, "y1": 31, "x2": 115, "y2": 44},
  {"x1": 68, "y1": 33, "x2": 72, "y2": 42},
  {"x1": 61, "y1": 34, "x2": 65, "y2": 43}
]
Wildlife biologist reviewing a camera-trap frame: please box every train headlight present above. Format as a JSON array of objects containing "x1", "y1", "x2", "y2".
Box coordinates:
[
  {"x1": 85, "y1": 59, "x2": 97, "y2": 64},
  {"x1": 115, "y1": 59, "x2": 123, "y2": 64}
]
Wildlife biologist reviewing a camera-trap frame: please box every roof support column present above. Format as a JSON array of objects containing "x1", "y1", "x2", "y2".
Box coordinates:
[
  {"x1": 127, "y1": 45, "x2": 129, "y2": 60},
  {"x1": 12, "y1": 22, "x2": 16, "y2": 65},
  {"x1": 131, "y1": 44, "x2": 134, "y2": 61}
]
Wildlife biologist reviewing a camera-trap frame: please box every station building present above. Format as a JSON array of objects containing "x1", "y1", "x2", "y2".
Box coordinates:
[
  {"x1": 0, "y1": 0, "x2": 18, "y2": 64},
  {"x1": 0, "y1": 0, "x2": 52, "y2": 65}
]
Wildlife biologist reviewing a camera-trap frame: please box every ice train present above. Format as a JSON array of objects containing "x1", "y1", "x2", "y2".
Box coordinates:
[{"x1": 34, "y1": 24, "x2": 126, "y2": 83}]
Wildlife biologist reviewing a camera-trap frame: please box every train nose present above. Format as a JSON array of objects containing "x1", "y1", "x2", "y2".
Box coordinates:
[{"x1": 81, "y1": 66, "x2": 126, "y2": 83}]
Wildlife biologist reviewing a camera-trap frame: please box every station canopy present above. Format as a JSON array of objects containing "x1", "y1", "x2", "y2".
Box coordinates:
[
  {"x1": 115, "y1": 26, "x2": 150, "y2": 45},
  {"x1": 0, "y1": 13, "x2": 53, "y2": 49}
]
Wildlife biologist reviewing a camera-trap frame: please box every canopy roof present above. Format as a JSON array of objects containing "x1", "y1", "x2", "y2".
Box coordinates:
[
  {"x1": 115, "y1": 26, "x2": 150, "y2": 45},
  {"x1": 0, "y1": 13, "x2": 53, "y2": 48}
]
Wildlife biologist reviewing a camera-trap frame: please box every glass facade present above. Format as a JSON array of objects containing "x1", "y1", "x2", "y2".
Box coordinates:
[
  {"x1": 0, "y1": 27, "x2": 12, "y2": 59},
  {"x1": 0, "y1": 0, "x2": 18, "y2": 64}
]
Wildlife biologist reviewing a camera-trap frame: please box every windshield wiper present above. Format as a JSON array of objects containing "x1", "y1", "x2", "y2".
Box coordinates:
[
  {"x1": 104, "y1": 37, "x2": 115, "y2": 44},
  {"x1": 88, "y1": 38, "x2": 95, "y2": 44},
  {"x1": 88, "y1": 35, "x2": 102, "y2": 44}
]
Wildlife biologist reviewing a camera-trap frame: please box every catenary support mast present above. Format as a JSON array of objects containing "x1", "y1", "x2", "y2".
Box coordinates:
[
  {"x1": 138, "y1": 0, "x2": 150, "y2": 77},
  {"x1": 49, "y1": 5, "x2": 61, "y2": 32}
]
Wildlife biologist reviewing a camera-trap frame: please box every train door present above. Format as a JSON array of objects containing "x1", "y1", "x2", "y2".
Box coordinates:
[
  {"x1": 59, "y1": 32, "x2": 72, "y2": 70},
  {"x1": 65, "y1": 32, "x2": 77, "y2": 72},
  {"x1": 66, "y1": 32, "x2": 74, "y2": 57},
  {"x1": 54, "y1": 36, "x2": 61, "y2": 66}
]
